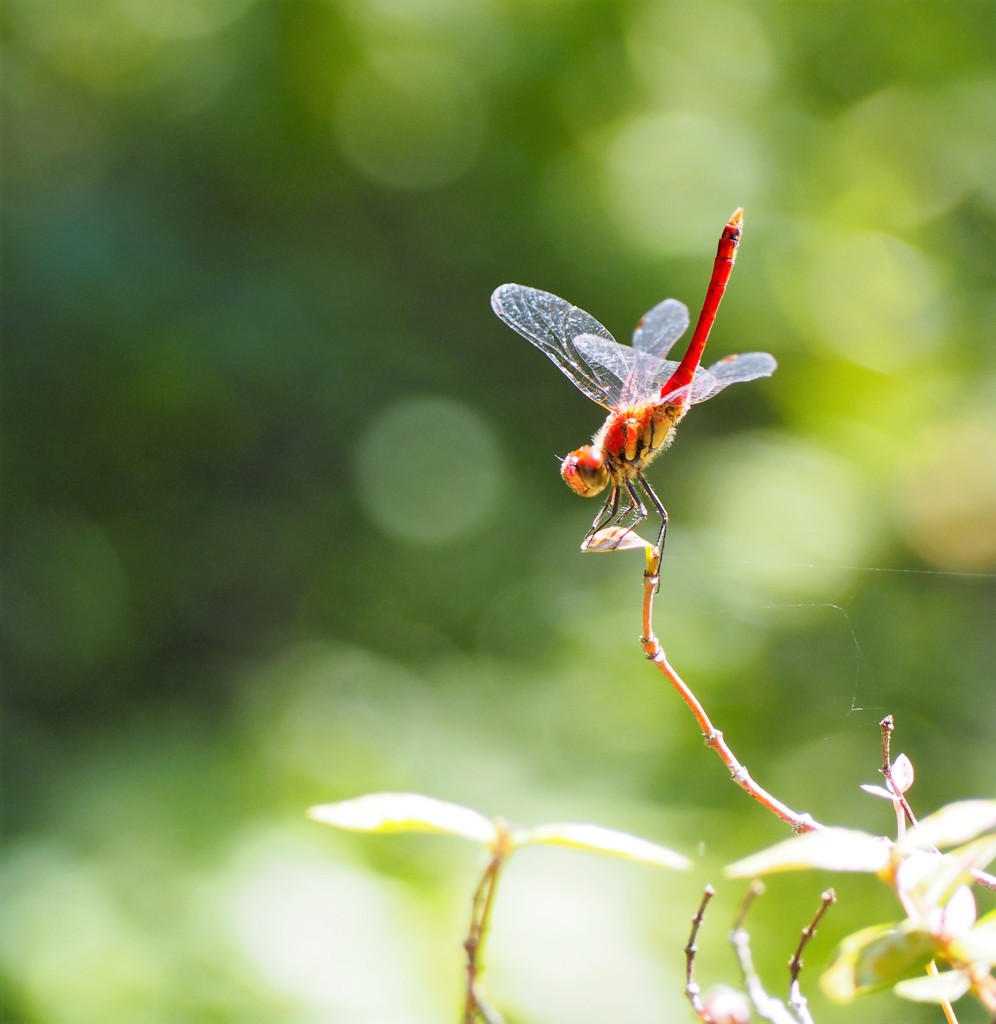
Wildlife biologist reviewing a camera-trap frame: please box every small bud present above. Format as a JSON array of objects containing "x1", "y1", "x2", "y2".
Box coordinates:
[
  {"x1": 701, "y1": 985, "x2": 751, "y2": 1024},
  {"x1": 582, "y1": 527, "x2": 653, "y2": 553}
]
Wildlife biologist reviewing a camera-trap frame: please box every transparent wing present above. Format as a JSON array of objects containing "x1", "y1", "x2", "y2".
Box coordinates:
[
  {"x1": 573, "y1": 297, "x2": 692, "y2": 405},
  {"x1": 631, "y1": 298, "x2": 689, "y2": 358},
  {"x1": 572, "y1": 336, "x2": 669, "y2": 405},
  {"x1": 659, "y1": 352, "x2": 777, "y2": 405},
  {"x1": 693, "y1": 352, "x2": 777, "y2": 402},
  {"x1": 491, "y1": 284, "x2": 627, "y2": 409}
]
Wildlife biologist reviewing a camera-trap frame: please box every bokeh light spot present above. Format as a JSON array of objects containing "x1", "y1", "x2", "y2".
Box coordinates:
[
  {"x1": 692, "y1": 433, "x2": 873, "y2": 602},
  {"x1": 801, "y1": 229, "x2": 944, "y2": 371},
  {"x1": 354, "y1": 396, "x2": 505, "y2": 544},
  {"x1": 895, "y1": 414, "x2": 996, "y2": 571},
  {"x1": 116, "y1": 0, "x2": 254, "y2": 38},
  {"x1": 626, "y1": 1, "x2": 774, "y2": 109},
  {"x1": 334, "y1": 53, "x2": 483, "y2": 190},
  {"x1": 225, "y1": 835, "x2": 440, "y2": 1016},
  {"x1": 602, "y1": 113, "x2": 760, "y2": 256},
  {"x1": 0, "y1": 843, "x2": 164, "y2": 1021}
]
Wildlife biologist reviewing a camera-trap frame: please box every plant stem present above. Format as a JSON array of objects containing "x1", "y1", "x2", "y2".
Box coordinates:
[
  {"x1": 463, "y1": 825, "x2": 510, "y2": 1024},
  {"x1": 641, "y1": 552, "x2": 820, "y2": 833}
]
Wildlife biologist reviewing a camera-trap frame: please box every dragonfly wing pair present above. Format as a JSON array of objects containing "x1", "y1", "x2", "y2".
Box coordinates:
[{"x1": 491, "y1": 284, "x2": 775, "y2": 409}]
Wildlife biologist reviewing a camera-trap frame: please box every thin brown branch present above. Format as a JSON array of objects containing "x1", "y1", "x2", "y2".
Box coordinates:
[
  {"x1": 787, "y1": 889, "x2": 836, "y2": 1024},
  {"x1": 730, "y1": 883, "x2": 798, "y2": 1024},
  {"x1": 684, "y1": 885, "x2": 715, "y2": 1020},
  {"x1": 878, "y1": 715, "x2": 919, "y2": 833},
  {"x1": 642, "y1": 554, "x2": 820, "y2": 833},
  {"x1": 877, "y1": 719, "x2": 996, "y2": 892},
  {"x1": 878, "y1": 714, "x2": 893, "y2": 770},
  {"x1": 463, "y1": 826, "x2": 510, "y2": 1024}
]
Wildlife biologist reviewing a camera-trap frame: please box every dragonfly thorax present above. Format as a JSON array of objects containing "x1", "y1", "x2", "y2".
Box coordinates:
[
  {"x1": 562, "y1": 402, "x2": 685, "y2": 499},
  {"x1": 561, "y1": 445, "x2": 610, "y2": 497},
  {"x1": 600, "y1": 401, "x2": 684, "y2": 470}
]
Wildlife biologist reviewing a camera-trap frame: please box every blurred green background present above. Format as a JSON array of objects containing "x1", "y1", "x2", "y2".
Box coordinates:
[{"x1": 3, "y1": 0, "x2": 995, "y2": 1021}]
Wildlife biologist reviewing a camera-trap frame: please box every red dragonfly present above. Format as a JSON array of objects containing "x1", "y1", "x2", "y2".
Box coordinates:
[{"x1": 491, "y1": 209, "x2": 775, "y2": 561}]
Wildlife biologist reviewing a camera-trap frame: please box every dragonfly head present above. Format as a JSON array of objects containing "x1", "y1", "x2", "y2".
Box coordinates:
[{"x1": 561, "y1": 446, "x2": 610, "y2": 498}]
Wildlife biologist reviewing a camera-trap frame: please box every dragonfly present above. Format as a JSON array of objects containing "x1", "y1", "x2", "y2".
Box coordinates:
[{"x1": 491, "y1": 209, "x2": 776, "y2": 564}]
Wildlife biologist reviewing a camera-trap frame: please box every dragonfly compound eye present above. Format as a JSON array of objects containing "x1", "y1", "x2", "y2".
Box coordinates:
[{"x1": 561, "y1": 447, "x2": 610, "y2": 497}]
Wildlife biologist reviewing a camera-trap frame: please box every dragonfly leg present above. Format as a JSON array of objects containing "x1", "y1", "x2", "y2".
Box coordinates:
[
  {"x1": 623, "y1": 479, "x2": 648, "y2": 534},
  {"x1": 614, "y1": 479, "x2": 651, "y2": 552},
  {"x1": 586, "y1": 483, "x2": 638, "y2": 544},
  {"x1": 637, "y1": 475, "x2": 668, "y2": 585},
  {"x1": 583, "y1": 480, "x2": 654, "y2": 554},
  {"x1": 584, "y1": 484, "x2": 621, "y2": 547}
]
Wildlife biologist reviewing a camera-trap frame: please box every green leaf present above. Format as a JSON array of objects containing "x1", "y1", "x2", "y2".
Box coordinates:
[
  {"x1": 511, "y1": 823, "x2": 690, "y2": 869},
  {"x1": 821, "y1": 923, "x2": 939, "y2": 1002},
  {"x1": 902, "y1": 836, "x2": 996, "y2": 920},
  {"x1": 308, "y1": 793, "x2": 498, "y2": 845},
  {"x1": 903, "y1": 800, "x2": 996, "y2": 851},
  {"x1": 894, "y1": 970, "x2": 971, "y2": 1004},
  {"x1": 949, "y1": 908, "x2": 996, "y2": 966},
  {"x1": 725, "y1": 828, "x2": 890, "y2": 878}
]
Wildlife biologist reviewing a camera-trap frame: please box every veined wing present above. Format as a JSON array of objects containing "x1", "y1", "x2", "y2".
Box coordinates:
[
  {"x1": 571, "y1": 298, "x2": 691, "y2": 404},
  {"x1": 491, "y1": 284, "x2": 627, "y2": 409},
  {"x1": 691, "y1": 352, "x2": 777, "y2": 403},
  {"x1": 631, "y1": 298, "x2": 689, "y2": 358},
  {"x1": 657, "y1": 352, "x2": 778, "y2": 405},
  {"x1": 571, "y1": 335, "x2": 670, "y2": 406}
]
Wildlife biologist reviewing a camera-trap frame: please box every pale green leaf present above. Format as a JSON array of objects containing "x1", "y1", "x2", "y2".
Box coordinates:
[
  {"x1": 903, "y1": 800, "x2": 996, "y2": 851},
  {"x1": 894, "y1": 971, "x2": 971, "y2": 1003},
  {"x1": 891, "y1": 753, "x2": 915, "y2": 794},
  {"x1": 308, "y1": 793, "x2": 497, "y2": 845},
  {"x1": 512, "y1": 823, "x2": 690, "y2": 869},
  {"x1": 861, "y1": 784, "x2": 896, "y2": 800},
  {"x1": 725, "y1": 828, "x2": 890, "y2": 878},
  {"x1": 949, "y1": 908, "x2": 996, "y2": 966},
  {"x1": 901, "y1": 837, "x2": 996, "y2": 923},
  {"x1": 935, "y1": 834, "x2": 996, "y2": 889},
  {"x1": 821, "y1": 923, "x2": 938, "y2": 1003}
]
